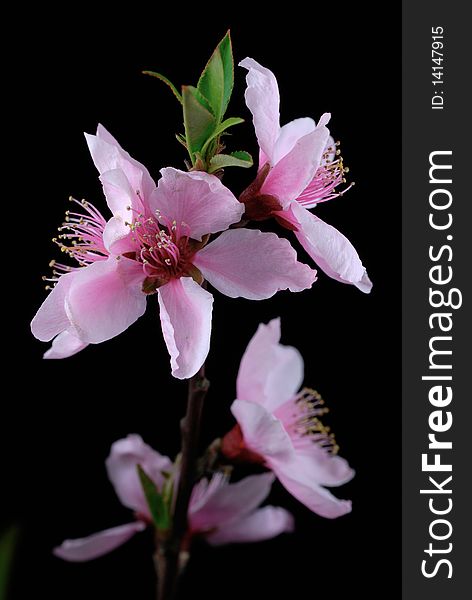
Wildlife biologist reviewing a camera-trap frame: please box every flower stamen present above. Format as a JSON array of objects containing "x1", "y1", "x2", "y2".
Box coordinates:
[
  {"x1": 129, "y1": 214, "x2": 196, "y2": 288},
  {"x1": 276, "y1": 388, "x2": 340, "y2": 455},
  {"x1": 298, "y1": 142, "x2": 355, "y2": 209},
  {"x1": 296, "y1": 388, "x2": 339, "y2": 454},
  {"x1": 44, "y1": 196, "x2": 108, "y2": 286}
]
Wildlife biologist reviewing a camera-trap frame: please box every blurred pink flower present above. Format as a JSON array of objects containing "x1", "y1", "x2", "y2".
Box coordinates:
[
  {"x1": 31, "y1": 126, "x2": 317, "y2": 379},
  {"x1": 53, "y1": 435, "x2": 292, "y2": 562},
  {"x1": 222, "y1": 318, "x2": 354, "y2": 519},
  {"x1": 240, "y1": 58, "x2": 372, "y2": 293},
  {"x1": 188, "y1": 472, "x2": 293, "y2": 545}
]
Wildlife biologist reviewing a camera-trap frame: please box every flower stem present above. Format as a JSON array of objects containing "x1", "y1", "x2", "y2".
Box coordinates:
[{"x1": 157, "y1": 365, "x2": 210, "y2": 600}]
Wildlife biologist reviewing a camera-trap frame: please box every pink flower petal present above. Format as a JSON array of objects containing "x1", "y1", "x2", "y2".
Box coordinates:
[
  {"x1": 102, "y1": 216, "x2": 135, "y2": 255},
  {"x1": 237, "y1": 318, "x2": 304, "y2": 411},
  {"x1": 206, "y1": 506, "x2": 294, "y2": 546},
  {"x1": 321, "y1": 133, "x2": 336, "y2": 166},
  {"x1": 66, "y1": 257, "x2": 146, "y2": 344},
  {"x1": 53, "y1": 521, "x2": 146, "y2": 562},
  {"x1": 95, "y1": 124, "x2": 120, "y2": 145},
  {"x1": 270, "y1": 458, "x2": 352, "y2": 519},
  {"x1": 272, "y1": 117, "x2": 316, "y2": 164},
  {"x1": 99, "y1": 168, "x2": 141, "y2": 226},
  {"x1": 291, "y1": 202, "x2": 372, "y2": 293},
  {"x1": 189, "y1": 473, "x2": 275, "y2": 532},
  {"x1": 31, "y1": 272, "x2": 76, "y2": 342},
  {"x1": 231, "y1": 400, "x2": 293, "y2": 462},
  {"x1": 149, "y1": 168, "x2": 243, "y2": 241},
  {"x1": 106, "y1": 435, "x2": 173, "y2": 516},
  {"x1": 85, "y1": 124, "x2": 155, "y2": 200},
  {"x1": 261, "y1": 126, "x2": 330, "y2": 209},
  {"x1": 292, "y1": 448, "x2": 355, "y2": 488},
  {"x1": 157, "y1": 277, "x2": 213, "y2": 380},
  {"x1": 317, "y1": 113, "x2": 332, "y2": 128},
  {"x1": 239, "y1": 58, "x2": 280, "y2": 162},
  {"x1": 193, "y1": 229, "x2": 317, "y2": 300},
  {"x1": 44, "y1": 330, "x2": 88, "y2": 359}
]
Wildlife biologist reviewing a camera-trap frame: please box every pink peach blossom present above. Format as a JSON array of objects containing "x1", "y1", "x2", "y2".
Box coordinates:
[
  {"x1": 31, "y1": 126, "x2": 317, "y2": 379},
  {"x1": 240, "y1": 58, "x2": 372, "y2": 293},
  {"x1": 53, "y1": 435, "x2": 171, "y2": 562},
  {"x1": 222, "y1": 318, "x2": 354, "y2": 519},
  {"x1": 53, "y1": 435, "x2": 293, "y2": 562},
  {"x1": 188, "y1": 472, "x2": 293, "y2": 546}
]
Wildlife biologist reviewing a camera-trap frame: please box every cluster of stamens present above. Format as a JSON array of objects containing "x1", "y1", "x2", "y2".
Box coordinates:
[
  {"x1": 298, "y1": 141, "x2": 354, "y2": 209},
  {"x1": 278, "y1": 388, "x2": 340, "y2": 455},
  {"x1": 42, "y1": 193, "x2": 198, "y2": 292},
  {"x1": 128, "y1": 209, "x2": 195, "y2": 282},
  {"x1": 43, "y1": 197, "x2": 108, "y2": 289}
]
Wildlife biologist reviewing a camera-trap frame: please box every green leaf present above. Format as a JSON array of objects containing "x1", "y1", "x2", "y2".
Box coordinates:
[
  {"x1": 220, "y1": 33, "x2": 234, "y2": 116},
  {"x1": 189, "y1": 85, "x2": 215, "y2": 115},
  {"x1": 182, "y1": 86, "x2": 216, "y2": 162},
  {"x1": 200, "y1": 117, "x2": 244, "y2": 156},
  {"x1": 197, "y1": 30, "x2": 234, "y2": 123},
  {"x1": 0, "y1": 525, "x2": 19, "y2": 600},
  {"x1": 143, "y1": 71, "x2": 183, "y2": 105},
  {"x1": 175, "y1": 133, "x2": 187, "y2": 149},
  {"x1": 213, "y1": 116, "x2": 244, "y2": 136},
  {"x1": 208, "y1": 151, "x2": 253, "y2": 173},
  {"x1": 142, "y1": 71, "x2": 183, "y2": 104},
  {"x1": 137, "y1": 465, "x2": 170, "y2": 530}
]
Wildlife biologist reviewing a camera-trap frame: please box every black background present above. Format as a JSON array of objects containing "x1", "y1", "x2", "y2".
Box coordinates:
[{"x1": 4, "y1": 5, "x2": 400, "y2": 599}]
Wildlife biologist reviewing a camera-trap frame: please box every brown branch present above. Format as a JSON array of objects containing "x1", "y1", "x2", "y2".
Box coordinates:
[{"x1": 157, "y1": 365, "x2": 210, "y2": 600}]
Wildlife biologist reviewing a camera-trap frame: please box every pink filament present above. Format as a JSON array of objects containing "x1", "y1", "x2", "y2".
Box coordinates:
[
  {"x1": 297, "y1": 159, "x2": 353, "y2": 209},
  {"x1": 130, "y1": 214, "x2": 194, "y2": 280},
  {"x1": 273, "y1": 389, "x2": 338, "y2": 454}
]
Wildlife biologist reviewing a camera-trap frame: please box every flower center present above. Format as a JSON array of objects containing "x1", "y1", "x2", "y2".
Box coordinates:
[
  {"x1": 297, "y1": 141, "x2": 354, "y2": 209},
  {"x1": 43, "y1": 197, "x2": 108, "y2": 289},
  {"x1": 127, "y1": 211, "x2": 198, "y2": 290},
  {"x1": 274, "y1": 388, "x2": 339, "y2": 455}
]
